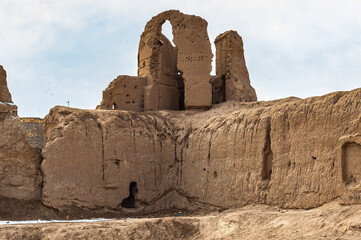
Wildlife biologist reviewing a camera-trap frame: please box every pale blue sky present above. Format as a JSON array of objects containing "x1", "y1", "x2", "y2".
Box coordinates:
[{"x1": 0, "y1": 0, "x2": 360, "y2": 117}]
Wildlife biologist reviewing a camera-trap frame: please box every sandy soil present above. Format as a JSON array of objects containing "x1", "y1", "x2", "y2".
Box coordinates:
[{"x1": 0, "y1": 200, "x2": 360, "y2": 240}]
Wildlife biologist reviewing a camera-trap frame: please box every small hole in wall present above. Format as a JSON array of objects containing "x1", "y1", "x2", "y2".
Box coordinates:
[
  {"x1": 126, "y1": 94, "x2": 130, "y2": 97},
  {"x1": 213, "y1": 171, "x2": 217, "y2": 178},
  {"x1": 121, "y1": 182, "x2": 138, "y2": 208},
  {"x1": 124, "y1": 85, "x2": 126, "y2": 88},
  {"x1": 312, "y1": 156, "x2": 317, "y2": 160},
  {"x1": 135, "y1": 85, "x2": 137, "y2": 89},
  {"x1": 203, "y1": 168, "x2": 206, "y2": 171}
]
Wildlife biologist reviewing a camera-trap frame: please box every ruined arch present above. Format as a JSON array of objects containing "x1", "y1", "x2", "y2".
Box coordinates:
[{"x1": 138, "y1": 10, "x2": 213, "y2": 110}]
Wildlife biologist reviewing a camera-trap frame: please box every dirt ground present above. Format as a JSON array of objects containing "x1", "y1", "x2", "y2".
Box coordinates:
[{"x1": 0, "y1": 200, "x2": 360, "y2": 240}]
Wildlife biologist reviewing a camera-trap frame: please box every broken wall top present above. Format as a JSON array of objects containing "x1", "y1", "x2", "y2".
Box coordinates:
[{"x1": 0, "y1": 65, "x2": 13, "y2": 103}]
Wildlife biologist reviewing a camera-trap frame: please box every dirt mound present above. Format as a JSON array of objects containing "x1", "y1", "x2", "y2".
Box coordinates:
[{"x1": 0, "y1": 201, "x2": 360, "y2": 240}]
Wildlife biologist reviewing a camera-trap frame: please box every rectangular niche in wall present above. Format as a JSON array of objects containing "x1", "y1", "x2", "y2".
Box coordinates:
[{"x1": 342, "y1": 142, "x2": 361, "y2": 184}]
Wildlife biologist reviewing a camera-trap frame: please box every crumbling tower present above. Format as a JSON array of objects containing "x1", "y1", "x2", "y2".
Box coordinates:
[
  {"x1": 97, "y1": 11, "x2": 257, "y2": 112},
  {"x1": 138, "y1": 10, "x2": 213, "y2": 110}
]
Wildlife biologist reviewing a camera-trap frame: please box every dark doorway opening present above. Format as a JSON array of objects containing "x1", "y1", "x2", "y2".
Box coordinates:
[
  {"x1": 211, "y1": 75, "x2": 226, "y2": 104},
  {"x1": 176, "y1": 70, "x2": 185, "y2": 110},
  {"x1": 121, "y1": 182, "x2": 138, "y2": 208}
]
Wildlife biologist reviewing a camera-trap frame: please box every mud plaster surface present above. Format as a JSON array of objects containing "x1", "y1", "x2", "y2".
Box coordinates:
[{"x1": 42, "y1": 88, "x2": 361, "y2": 213}]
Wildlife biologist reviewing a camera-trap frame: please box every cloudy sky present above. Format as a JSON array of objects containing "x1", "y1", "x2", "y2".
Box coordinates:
[{"x1": 0, "y1": 0, "x2": 360, "y2": 117}]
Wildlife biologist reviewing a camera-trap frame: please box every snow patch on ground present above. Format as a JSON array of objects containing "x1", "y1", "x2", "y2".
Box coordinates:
[{"x1": 0, "y1": 218, "x2": 116, "y2": 225}]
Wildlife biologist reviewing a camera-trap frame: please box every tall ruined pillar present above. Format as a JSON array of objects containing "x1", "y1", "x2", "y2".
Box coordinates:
[
  {"x1": 171, "y1": 12, "x2": 213, "y2": 109},
  {"x1": 214, "y1": 31, "x2": 257, "y2": 102}
]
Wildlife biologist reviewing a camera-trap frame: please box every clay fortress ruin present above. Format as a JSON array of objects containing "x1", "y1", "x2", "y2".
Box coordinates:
[
  {"x1": 97, "y1": 10, "x2": 256, "y2": 112},
  {"x1": 0, "y1": 10, "x2": 360, "y2": 220}
]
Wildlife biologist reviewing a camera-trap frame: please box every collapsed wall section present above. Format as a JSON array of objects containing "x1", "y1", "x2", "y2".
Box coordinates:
[
  {"x1": 0, "y1": 66, "x2": 42, "y2": 201},
  {"x1": 20, "y1": 118, "x2": 46, "y2": 149}
]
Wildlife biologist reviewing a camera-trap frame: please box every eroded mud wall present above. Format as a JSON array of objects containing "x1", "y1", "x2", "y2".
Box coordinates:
[
  {"x1": 41, "y1": 108, "x2": 176, "y2": 210},
  {"x1": 179, "y1": 90, "x2": 361, "y2": 208},
  {"x1": 42, "y1": 88, "x2": 361, "y2": 210}
]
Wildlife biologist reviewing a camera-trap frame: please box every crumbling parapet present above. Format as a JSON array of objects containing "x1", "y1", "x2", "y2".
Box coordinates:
[
  {"x1": 97, "y1": 76, "x2": 147, "y2": 111},
  {"x1": 212, "y1": 31, "x2": 257, "y2": 103}
]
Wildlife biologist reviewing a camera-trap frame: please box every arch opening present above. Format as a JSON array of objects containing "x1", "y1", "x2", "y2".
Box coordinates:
[{"x1": 161, "y1": 20, "x2": 175, "y2": 47}]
